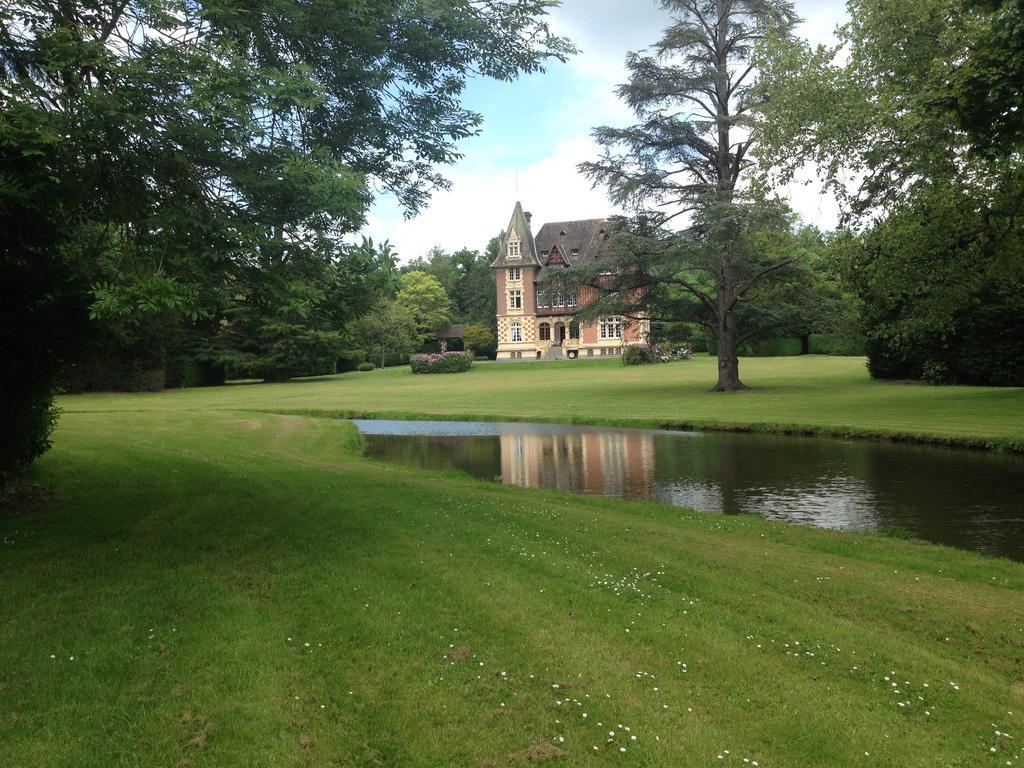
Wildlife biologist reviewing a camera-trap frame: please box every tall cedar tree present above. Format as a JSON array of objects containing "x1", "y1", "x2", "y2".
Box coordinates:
[{"x1": 571, "y1": 0, "x2": 800, "y2": 390}]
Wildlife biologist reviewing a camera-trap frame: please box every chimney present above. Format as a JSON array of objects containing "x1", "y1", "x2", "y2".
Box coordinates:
[{"x1": 525, "y1": 211, "x2": 532, "y2": 223}]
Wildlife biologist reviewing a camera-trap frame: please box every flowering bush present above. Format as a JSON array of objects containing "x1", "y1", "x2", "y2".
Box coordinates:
[
  {"x1": 409, "y1": 351, "x2": 473, "y2": 374},
  {"x1": 622, "y1": 343, "x2": 693, "y2": 365}
]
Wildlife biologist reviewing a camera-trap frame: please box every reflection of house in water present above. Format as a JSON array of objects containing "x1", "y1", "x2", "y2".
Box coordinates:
[{"x1": 499, "y1": 430, "x2": 655, "y2": 499}]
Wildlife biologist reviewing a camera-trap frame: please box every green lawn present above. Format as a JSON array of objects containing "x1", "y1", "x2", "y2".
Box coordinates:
[
  {"x1": 61, "y1": 356, "x2": 1024, "y2": 449},
  {"x1": 2, "y1": 357, "x2": 1023, "y2": 766}
]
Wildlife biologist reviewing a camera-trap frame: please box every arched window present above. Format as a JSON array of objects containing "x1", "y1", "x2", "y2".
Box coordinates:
[{"x1": 539, "y1": 322, "x2": 551, "y2": 341}]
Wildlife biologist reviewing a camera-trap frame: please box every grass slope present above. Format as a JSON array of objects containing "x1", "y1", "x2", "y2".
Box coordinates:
[
  {"x1": 2, "y1": 405, "x2": 1023, "y2": 767},
  {"x1": 60, "y1": 356, "x2": 1024, "y2": 450}
]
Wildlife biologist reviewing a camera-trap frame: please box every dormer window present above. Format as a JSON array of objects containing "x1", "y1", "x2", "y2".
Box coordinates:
[
  {"x1": 507, "y1": 231, "x2": 521, "y2": 259},
  {"x1": 571, "y1": 248, "x2": 579, "y2": 257}
]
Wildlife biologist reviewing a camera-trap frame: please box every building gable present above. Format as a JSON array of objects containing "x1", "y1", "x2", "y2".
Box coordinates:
[{"x1": 490, "y1": 201, "x2": 540, "y2": 268}]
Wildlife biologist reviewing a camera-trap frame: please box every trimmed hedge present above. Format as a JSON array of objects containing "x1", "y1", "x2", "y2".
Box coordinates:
[
  {"x1": 808, "y1": 333, "x2": 865, "y2": 356},
  {"x1": 409, "y1": 351, "x2": 473, "y2": 374},
  {"x1": 356, "y1": 362, "x2": 376, "y2": 372},
  {"x1": 165, "y1": 356, "x2": 225, "y2": 388},
  {"x1": 61, "y1": 354, "x2": 165, "y2": 392},
  {"x1": 738, "y1": 336, "x2": 803, "y2": 357}
]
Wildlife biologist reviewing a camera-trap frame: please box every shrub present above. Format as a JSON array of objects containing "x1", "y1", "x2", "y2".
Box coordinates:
[
  {"x1": 462, "y1": 323, "x2": 495, "y2": 355},
  {"x1": 381, "y1": 351, "x2": 409, "y2": 368},
  {"x1": 356, "y1": 362, "x2": 376, "y2": 372},
  {"x1": 409, "y1": 351, "x2": 473, "y2": 374},
  {"x1": 622, "y1": 343, "x2": 693, "y2": 365},
  {"x1": 336, "y1": 349, "x2": 368, "y2": 373},
  {"x1": 1, "y1": 385, "x2": 58, "y2": 486}
]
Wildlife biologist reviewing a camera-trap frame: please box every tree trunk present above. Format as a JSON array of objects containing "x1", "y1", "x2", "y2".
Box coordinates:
[
  {"x1": 712, "y1": 293, "x2": 749, "y2": 392},
  {"x1": 380, "y1": 348, "x2": 386, "y2": 369}
]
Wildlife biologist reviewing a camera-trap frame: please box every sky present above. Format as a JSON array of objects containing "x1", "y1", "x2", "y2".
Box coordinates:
[{"x1": 363, "y1": 0, "x2": 850, "y2": 263}]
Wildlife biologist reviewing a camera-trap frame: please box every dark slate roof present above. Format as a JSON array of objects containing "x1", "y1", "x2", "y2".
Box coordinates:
[
  {"x1": 490, "y1": 201, "x2": 541, "y2": 268},
  {"x1": 534, "y1": 218, "x2": 610, "y2": 267}
]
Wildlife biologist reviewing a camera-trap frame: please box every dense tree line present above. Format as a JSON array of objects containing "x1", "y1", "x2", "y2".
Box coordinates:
[
  {"x1": 757, "y1": 0, "x2": 1024, "y2": 385},
  {"x1": 352, "y1": 240, "x2": 500, "y2": 366},
  {"x1": 401, "y1": 239, "x2": 500, "y2": 329},
  {"x1": 0, "y1": 0, "x2": 570, "y2": 482}
]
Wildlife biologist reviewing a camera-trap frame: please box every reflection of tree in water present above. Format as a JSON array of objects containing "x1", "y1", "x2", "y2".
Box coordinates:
[
  {"x1": 858, "y1": 442, "x2": 1024, "y2": 557},
  {"x1": 364, "y1": 435, "x2": 501, "y2": 482}
]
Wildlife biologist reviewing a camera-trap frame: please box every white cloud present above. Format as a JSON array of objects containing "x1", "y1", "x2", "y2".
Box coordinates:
[{"x1": 365, "y1": 134, "x2": 621, "y2": 261}]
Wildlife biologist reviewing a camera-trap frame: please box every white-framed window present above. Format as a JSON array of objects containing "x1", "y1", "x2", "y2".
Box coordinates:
[
  {"x1": 510, "y1": 322, "x2": 522, "y2": 343},
  {"x1": 599, "y1": 316, "x2": 623, "y2": 339},
  {"x1": 546, "y1": 289, "x2": 576, "y2": 308},
  {"x1": 507, "y1": 233, "x2": 521, "y2": 259},
  {"x1": 508, "y1": 290, "x2": 522, "y2": 310},
  {"x1": 508, "y1": 266, "x2": 521, "y2": 281},
  {"x1": 536, "y1": 289, "x2": 548, "y2": 308}
]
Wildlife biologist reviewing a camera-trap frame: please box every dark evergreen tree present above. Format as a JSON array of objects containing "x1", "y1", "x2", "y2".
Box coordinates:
[{"x1": 571, "y1": 0, "x2": 802, "y2": 390}]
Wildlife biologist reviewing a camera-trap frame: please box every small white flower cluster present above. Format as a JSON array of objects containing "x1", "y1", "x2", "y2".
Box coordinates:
[{"x1": 715, "y1": 749, "x2": 760, "y2": 765}]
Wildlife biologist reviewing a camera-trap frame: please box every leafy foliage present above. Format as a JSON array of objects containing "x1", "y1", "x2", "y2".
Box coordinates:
[
  {"x1": 395, "y1": 271, "x2": 453, "y2": 343},
  {"x1": 353, "y1": 299, "x2": 419, "y2": 369},
  {"x1": 0, "y1": 0, "x2": 570, "y2": 478},
  {"x1": 462, "y1": 324, "x2": 496, "y2": 354},
  {"x1": 757, "y1": 0, "x2": 1024, "y2": 385},
  {"x1": 402, "y1": 242, "x2": 500, "y2": 330}
]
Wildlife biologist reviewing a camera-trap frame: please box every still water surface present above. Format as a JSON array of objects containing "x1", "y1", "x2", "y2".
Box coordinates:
[{"x1": 354, "y1": 420, "x2": 1024, "y2": 561}]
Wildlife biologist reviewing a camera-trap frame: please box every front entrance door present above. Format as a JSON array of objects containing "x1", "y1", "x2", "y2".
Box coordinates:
[{"x1": 554, "y1": 323, "x2": 566, "y2": 346}]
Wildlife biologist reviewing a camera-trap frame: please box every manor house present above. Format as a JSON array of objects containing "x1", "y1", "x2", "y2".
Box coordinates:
[{"x1": 491, "y1": 201, "x2": 648, "y2": 361}]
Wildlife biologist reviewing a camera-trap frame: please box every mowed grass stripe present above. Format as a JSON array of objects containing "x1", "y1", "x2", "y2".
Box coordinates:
[
  {"x1": 58, "y1": 356, "x2": 1024, "y2": 448},
  {"x1": 2, "y1": 409, "x2": 1021, "y2": 766}
]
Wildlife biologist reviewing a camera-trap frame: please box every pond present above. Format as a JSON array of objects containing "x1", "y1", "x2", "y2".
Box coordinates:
[{"x1": 353, "y1": 420, "x2": 1024, "y2": 562}]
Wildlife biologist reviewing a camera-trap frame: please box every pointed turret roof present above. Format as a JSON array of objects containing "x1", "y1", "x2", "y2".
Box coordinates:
[{"x1": 491, "y1": 201, "x2": 541, "y2": 268}]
